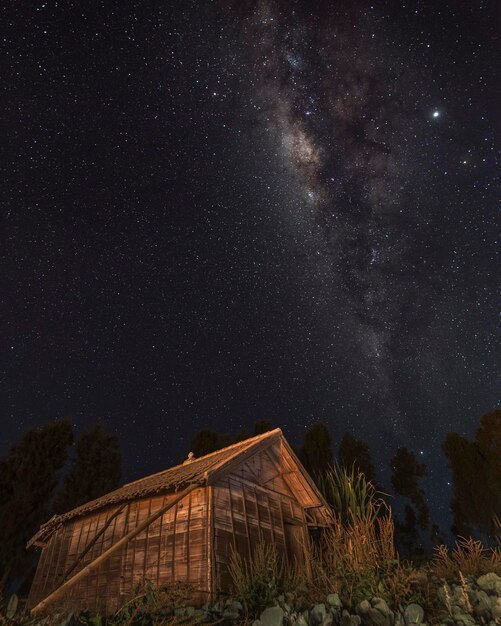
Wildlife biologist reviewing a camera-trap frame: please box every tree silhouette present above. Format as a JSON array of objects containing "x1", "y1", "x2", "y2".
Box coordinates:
[
  {"x1": 299, "y1": 422, "x2": 333, "y2": 480},
  {"x1": 391, "y1": 447, "x2": 430, "y2": 530},
  {"x1": 0, "y1": 420, "x2": 73, "y2": 593},
  {"x1": 190, "y1": 430, "x2": 222, "y2": 457},
  {"x1": 338, "y1": 432, "x2": 377, "y2": 484},
  {"x1": 53, "y1": 425, "x2": 122, "y2": 515},
  {"x1": 253, "y1": 419, "x2": 274, "y2": 435},
  {"x1": 443, "y1": 409, "x2": 501, "y2": 538},
  {"x1": 390, "y1": 447, "x2": 433, "y2": 555}
]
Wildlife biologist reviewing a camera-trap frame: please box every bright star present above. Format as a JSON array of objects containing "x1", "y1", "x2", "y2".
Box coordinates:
[{"x1": 432, "y1": 110, "x2": 440, "y2": 118}]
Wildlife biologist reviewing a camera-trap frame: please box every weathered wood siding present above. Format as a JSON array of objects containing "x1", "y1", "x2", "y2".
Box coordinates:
[
  {"x1": 212, "y1": 447, "x2": 308, "y2": 592},
  {"x1": 27, "y1": 488, "x2": 209, "y2": 614}
]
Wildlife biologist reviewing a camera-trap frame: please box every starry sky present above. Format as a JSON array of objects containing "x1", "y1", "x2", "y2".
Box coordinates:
[{"x1": 1, "y1": 0, "x2": 499, "y2": 529}]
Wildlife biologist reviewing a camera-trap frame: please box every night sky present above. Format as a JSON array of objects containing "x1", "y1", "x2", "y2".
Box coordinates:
[{"x1": 2, "y1": 1, "x2": 499, "y2": 530}]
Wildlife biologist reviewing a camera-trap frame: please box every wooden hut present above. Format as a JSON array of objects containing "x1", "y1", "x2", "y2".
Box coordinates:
[{"x1": 27, "y1": 428, "x2": 332, "y2": 615}]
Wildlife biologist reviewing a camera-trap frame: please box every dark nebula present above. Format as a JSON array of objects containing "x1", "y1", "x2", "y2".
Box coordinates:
[{"x1": 1, "y1": 0, "x2": 499, "y2": 529}]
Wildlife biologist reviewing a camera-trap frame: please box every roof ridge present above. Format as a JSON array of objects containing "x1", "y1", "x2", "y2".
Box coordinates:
[{"x1": 123, "y1": 427, "x2": 282, "y2": 487}]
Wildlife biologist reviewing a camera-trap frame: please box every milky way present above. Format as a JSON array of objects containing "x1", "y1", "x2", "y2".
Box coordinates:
[{"x1": 1, "y1": 0, "x2": 499, "y2": 529}]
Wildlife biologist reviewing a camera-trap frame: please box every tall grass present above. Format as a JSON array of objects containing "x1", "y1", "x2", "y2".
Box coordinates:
[
  {"x1": 316, "y1": 465, "x2": 385, "y2": 526},
  {"x1": 228, "y1": 469, "x2": 422, "y2": 613},
  {"x1": 431, "y1": 537, "x2": 501, "y2": 579},
  {"x1": 305, "y1": 505, "x2": 419, "y2": 607}
]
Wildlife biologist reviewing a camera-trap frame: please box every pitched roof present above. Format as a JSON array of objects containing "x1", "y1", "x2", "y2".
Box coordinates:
[{"x1": 28, "y1": 428, "x2": 283, "y2": 547}]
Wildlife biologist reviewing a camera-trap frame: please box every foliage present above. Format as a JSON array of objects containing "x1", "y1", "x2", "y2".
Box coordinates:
[
  {"x1": 100, "y1": 581, "x2": 204, "y2": 626},
  {"x1": 53, "y1": 426, "x2": 122, "y2": 515},
  {"x1": 338, "y1": 433, "x2": 377, "y2": 486},
  {"x1": 443, "y1": 409, "x2": 501, "y2": 538},
  {"x1": 430, "y1": 536, "x2": 501, "y2": 579},
  {"x1": 316, "y1": 464, "x2": 384, "y2": 526},
  {"x1": 253, "y1": 420, "x2": 274, "y2": 436},
  {"x1": 390, "y1": 447, "x2": 438, "y2": 555},
  {"x1": 306, "y1": 506, "x2": 420, "y2": 608},
  {"x1": 298, "y1": 422, "x2": 332, "y2": 480},
  {"x1": 390, "y1": 448, "x2": 429, "y2": 530},
  {"x1": 228, "y1": 541, "x2": 281, "y2": 616},
  {"x1": 189, "y1": 431, "x2": 232, "y2": 458},
  {"x1": 0, "y1": 420, "x2": 73, "y2": 593}
]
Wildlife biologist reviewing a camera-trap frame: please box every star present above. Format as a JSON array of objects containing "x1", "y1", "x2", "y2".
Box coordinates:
[{"x1": 432, "y1": 110, "x2": 440, "y2": 118}]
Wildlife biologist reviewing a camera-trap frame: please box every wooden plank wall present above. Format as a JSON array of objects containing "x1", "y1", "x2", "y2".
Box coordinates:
[
  {"x1": 27, "y1": 488, "x2": 209, "y2": 615},
  {"x1": 212, "y1": 467, "x2": 306, "y2": 593}
]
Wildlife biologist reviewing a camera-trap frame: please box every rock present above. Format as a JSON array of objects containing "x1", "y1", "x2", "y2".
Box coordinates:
[
  {"x1": 356, "y1": 600, "x2": 371, "y2": 615},
  {"x1": 341, "y1": 611, "x2": 361, "y2": 626},
  {"x1": 371, "y1": 598, "x2": 392, "y2": 617},
  {"x1": 492, "y1": 598, "x2": 501, "y2": 620},
  {"x1": 327, "y1": 593, "x2": 342, "y2": 609},
  {"x1": 403, "y1": 603, "x2": 424, "y2": 625},
  {"x1": 473, "y1": 589, "x2": 492, "y2": 620},
  {"x1": 367, "y1": 607, "x2": 391, "y2": 626},
  {"x1": 393, "y1": 614, "x2": 405, "y2": 626},
  {"x1": 296, "y1": 616, "x2": 309, "y2": 626},
  {"x1": 260, "y1": 606, "x2": 285, "y2": 626},
  {"x1": 477, "y1": 572, "x2": 501, "y2": 595},
  {"x1": 311, "y1": 604, "x2": 327, "y2": 624},
  {"x1": 451, "y1": 612, "x2": 476, "y2": 626}
]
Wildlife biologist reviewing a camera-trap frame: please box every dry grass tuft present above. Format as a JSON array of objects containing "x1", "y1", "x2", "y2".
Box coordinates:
[
  {"x1": 431, "y1": 536, "x2": 501, "y2": 579},
  {"x1": 302, "y1": 504, "x2": 424, "y2": 608}
]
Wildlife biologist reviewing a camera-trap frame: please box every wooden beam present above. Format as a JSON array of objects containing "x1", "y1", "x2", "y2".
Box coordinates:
[
  {"x1": 30, "y1": 484, "x2": 199, "y2": 616},
  {"x1": 61, "y1": 504, "x2": 126, "y2": 583}
]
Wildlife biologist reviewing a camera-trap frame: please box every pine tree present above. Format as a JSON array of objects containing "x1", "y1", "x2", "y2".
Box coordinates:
[
  {"x1": 443, "y1": 409, "x2": 501, "y2": 537},
  {"x1": 190, "y1": 429, "x2": 228, "y2": 457},
  {"x1": 0, "y1": 420, "x2": 73, "y2": 593},
  {"x1": 390, "y1": 447, "x2": 430, "y2": 530},
  {"x1": 253, "y1": 419, "x2": 274, "y2": 435},
  {"x1": 338, "y1": 432, "x2": 377, "y2": 484},
  {"x1": 299, "y1": 422, "x2": 333, "y2": 480},
  {"x1": 53, "y1": 425, "x2": 121, "y2": 515}
]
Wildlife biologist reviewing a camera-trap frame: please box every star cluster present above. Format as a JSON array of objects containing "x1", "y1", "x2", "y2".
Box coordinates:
[{"x1": 1, "y1": 0, "x2": 499, "y2": 528}]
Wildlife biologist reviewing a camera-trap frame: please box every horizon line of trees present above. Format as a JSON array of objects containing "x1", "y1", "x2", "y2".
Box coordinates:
[
  {"x1": 189, "y1": 410, "x2": 501, "y2": 552},
  {"x1": 0, "y1": 422, "x2": 122, "y2": 597},
  {"x1": 0, "y1": 409, "x2": 499, "y2": 597}
]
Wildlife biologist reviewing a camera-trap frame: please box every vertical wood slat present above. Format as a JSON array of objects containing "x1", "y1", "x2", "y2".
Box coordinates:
[
  {"x1": 119, "y1": 503, "x2": 132, "y2": 595},
  {"x1": 82, "y1": 515, "x2": 98, "y2": 605},
  {"x1": 240, "y1": 483, "x2": 252, "y2": 561},
  {"x1": 104, "y1": 505, "x2": 122, "y2": 613},
  {"x1": 69, "y1": 519, "x2": 85, "y2": 576},
  {"x1": 54, "y1": 524, "x2": 71, "y2": 588},
  {"x1": 265, "y1": 494, "x2": 276, "y2": 548},
  {"x1": 185, "y1": 493, "x2": 192, "y2": 583},
  {"x1": 227, "y1": 480, "x2": 237, "y2": 550},
  {"x1": 94, "y1": 507, "x2": 115, "y2": 610},
  {"x1": 277, "y1": 498, "x2": 288, "y2": 565},
  {"x1": 253, "y1": 487, "x2": 262, "y2": 541},
  {"x1": 207, "y1": 486, "x2": 214, "y2": 597},
  {"x1": 40, "y1": 528, "x2": 58, "y2": 597},
  {"x1": 142, "y1": 498, "x2": 153, "y2": 584},
  {"x1": 171, "y1": 502, "x2": 178, "y2": 582},
  {"x1": 156, "y1": 495, "x2": 167, "y2": 587}
]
